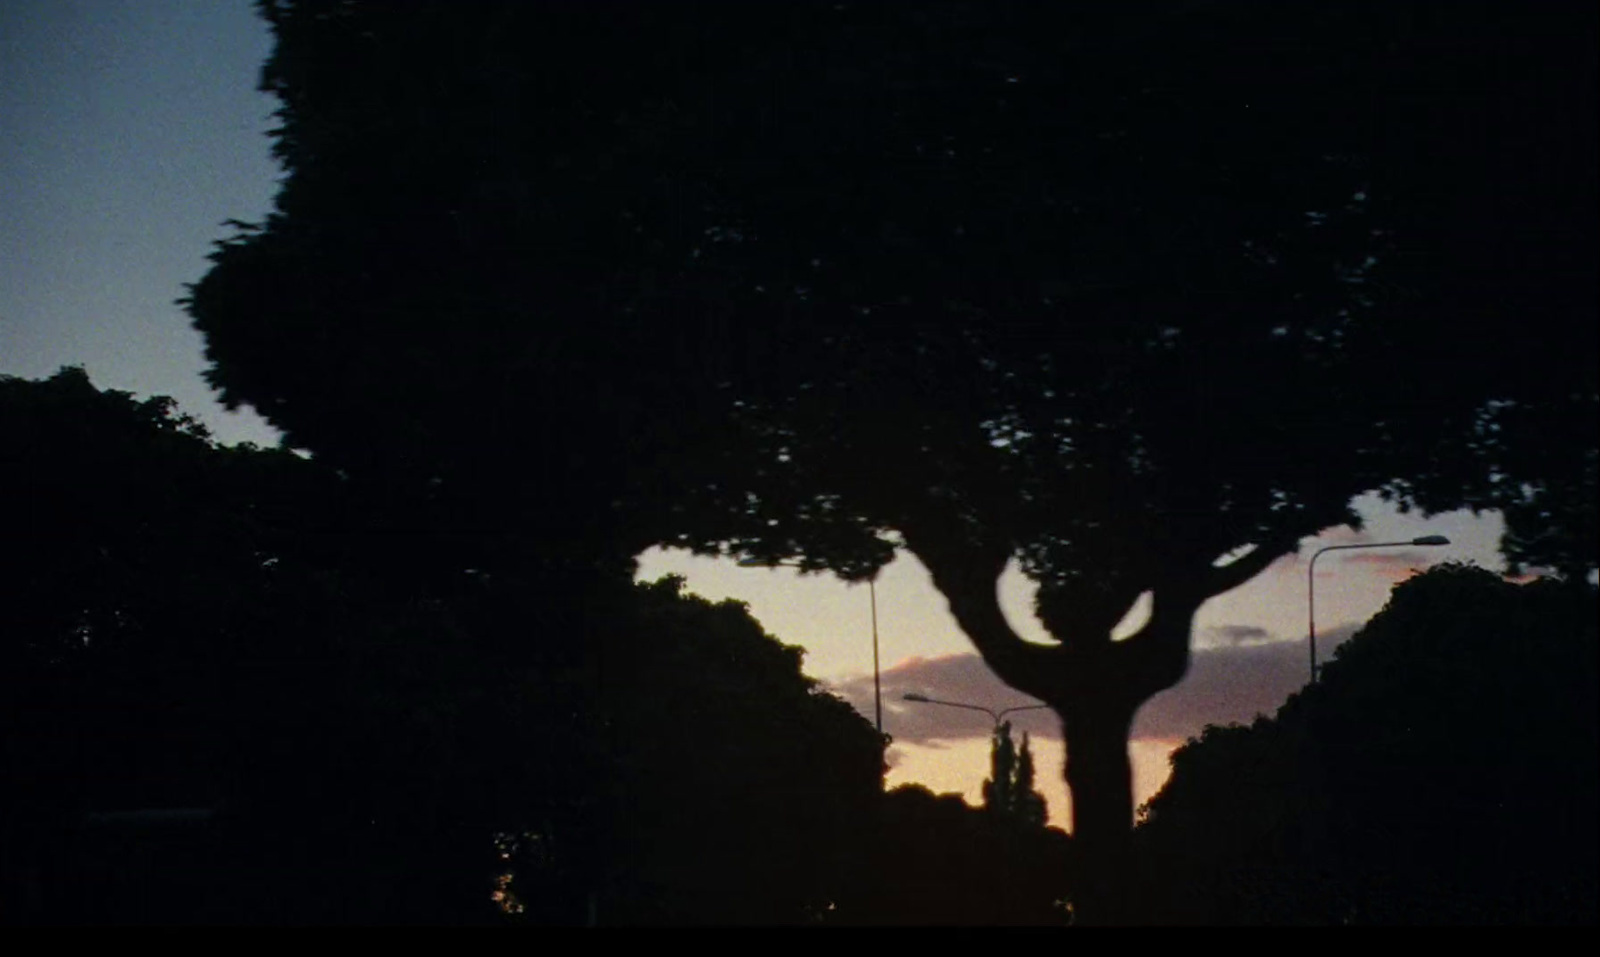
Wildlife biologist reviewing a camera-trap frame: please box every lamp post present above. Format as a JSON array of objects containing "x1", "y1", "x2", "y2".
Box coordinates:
[
  {"x1": 738, "y1": 558, "x2": 883, "y2": 734},
  {"x1": 900, "y1": 692, "x2": 1051, "y2": 732},
  {"x1": 1308, "y1": 534, "x2": 1450, "y2": 683}
]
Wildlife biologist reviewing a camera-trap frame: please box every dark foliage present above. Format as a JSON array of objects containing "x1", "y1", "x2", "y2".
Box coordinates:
[
  {"x1": 512, "y1": 574, "x2": 886, "y2": 926},
  {"x1": 183, "y1": 1, "x2": 1596, "y2": 923},
  {"x1": 1, "y1": 369, "x2": 885, "y2": 925},
  {"x1": 0, "y1": 367, "x2": 539, "y2": 923},
  {"x1": 1134, "y1": 565, "x2": 1599, "y2": 924},
  {"x1": 836, "y1": 784, "x2": 1074, "y2": 925}
]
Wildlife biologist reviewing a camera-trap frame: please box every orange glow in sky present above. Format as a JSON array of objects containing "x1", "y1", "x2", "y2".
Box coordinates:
[{"x1": 635, "y1": 494, "x2": 1511, "y2": 830}]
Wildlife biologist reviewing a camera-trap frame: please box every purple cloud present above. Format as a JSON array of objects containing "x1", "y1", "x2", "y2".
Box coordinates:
[
  {"x1": 827, "y1": 622, "x2": 1362, "y2": 746},
  {"x1": 828, "y1": 654, "x2": 1058, "y2": 744},
  {"x1": 1132, "y1": 622, "x2": 1358, "y2": 740},
  {"x1": 1203, "y1": 624, "x2": 1274, "y2": 647}
]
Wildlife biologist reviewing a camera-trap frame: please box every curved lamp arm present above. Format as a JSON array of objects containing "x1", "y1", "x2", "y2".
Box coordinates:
[
  {"x1": 903, "y1": 693, "x2": 1051, "y2": 729},
  {"x1": 1308, "y1": 535, "x2": 1449, "y2": 682}
]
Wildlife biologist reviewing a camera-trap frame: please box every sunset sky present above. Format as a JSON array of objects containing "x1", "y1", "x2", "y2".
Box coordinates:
[
  {"x1": 1, "y1": 1, "x2": 1515, "y2": 829},
  {"x1": 638, "y1": 500, "x2": 1506, "y2": 827}
]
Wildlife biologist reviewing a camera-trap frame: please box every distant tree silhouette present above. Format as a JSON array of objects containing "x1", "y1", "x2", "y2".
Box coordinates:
[
  {"x1": 185, "y1": 1, "x2": 1597, "y2": 923},
  {"x1": 2, "y1": 366, "x2": 889, "y2": 925},
  {"x1": 983, "y1": 723, "x2": 1048, "y2": 831},
  {"x1": 1014, "y1": 732, "x2": 1048, "y2": 831},
  {"x1": 0, "y1": 368, "x2": 315, "y2": 813},
  {"x1": 1134, "y1": 565, "x2": 1598, "y2": 924},
  {"x1": 533, "y1": 574, "x2": 885, "y2": 926},
  {"x1": 0, "y1": 366, "x2": 534, "y2": 923},
  {"x1": 983, "y1": 723, "x2": 1018, "y2": 824}
]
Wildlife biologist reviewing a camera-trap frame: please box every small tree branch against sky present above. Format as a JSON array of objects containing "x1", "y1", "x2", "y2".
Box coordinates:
[{"x1": 185, "y1": 1, "x2": 1596, "y2": 925}]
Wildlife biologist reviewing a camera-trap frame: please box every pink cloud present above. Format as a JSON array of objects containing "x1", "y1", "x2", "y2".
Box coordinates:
[{"x1": 1339, "y1": 550, "x2": 1440, "y2": 583}]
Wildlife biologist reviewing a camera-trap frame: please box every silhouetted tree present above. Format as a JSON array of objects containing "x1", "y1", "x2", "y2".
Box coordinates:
[
  {"x1": 1134, "y1": 565, "x2": 1598, "y2": 924},
  {"x1": 983, "y1": 723, "x2": 1017, "y2": 824},
  {"x1": 0, "y1": 366, "x2": 314, "y2": 822},
  {"x1": 983, "y1": 723, "x2": 1048, "y2": 831},
  {"x1": 3, "y1": 369, "x2": 890, "y2": 925},
  {"x1": 552, "y1": 574, "x2": 886, "y2": 926},
  {"x1": 0, "y1": 366, "x2": 538, "y2": 923},
  {"x1": 1013, "y1": 732, "x2": 1048, "y2": 832},
  {"x1": 185, "y1": 1, "x2": 1597, "y2": 923}
]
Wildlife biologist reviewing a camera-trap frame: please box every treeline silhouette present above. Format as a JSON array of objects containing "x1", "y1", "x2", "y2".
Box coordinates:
[
  {"x1": 7, "y1": 369, "x2": 1593, "y2": 924},
  {"x1": 1132, "y1": 565, "x2": 1598, "y2": 924},
  {"x1": 0, "y1": 367, "x2": 1073, "y2": 924}
]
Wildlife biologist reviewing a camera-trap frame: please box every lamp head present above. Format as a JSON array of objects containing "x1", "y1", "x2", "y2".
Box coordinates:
[
  {"x1": 1411, "y1": 535, "x2": 1450, "y2": 546},
  {"x1": 737, "y1": 557, "x2": 776, "y2": 567},
  {"x1": 903, "y1": 692, "x2": 930, "y2": 702}
]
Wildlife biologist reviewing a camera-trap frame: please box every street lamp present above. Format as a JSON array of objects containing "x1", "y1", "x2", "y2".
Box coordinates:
[
  {"x1": 1308, "y1": 534, "x2": 1450, "y2": 683},
  {"x1": 901, "y1": 692, "x2": 1052, "y2": 732},
  {"x1": 739, "y1": 557, "x2": 883, "y2": 734}
]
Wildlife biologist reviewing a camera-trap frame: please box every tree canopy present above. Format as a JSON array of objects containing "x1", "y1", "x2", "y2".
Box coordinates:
[
  {"x1": 186, "y1": 0, "x2": 1597, "y2": 922},
  {"x1": 190, "y1": 3, "x2": 1595, "y2": 583}
]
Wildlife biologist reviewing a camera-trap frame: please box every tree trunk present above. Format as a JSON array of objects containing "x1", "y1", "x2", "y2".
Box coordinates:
[{"x1": 1060, "y1": 694, "x2": 1140, "y2": 926}]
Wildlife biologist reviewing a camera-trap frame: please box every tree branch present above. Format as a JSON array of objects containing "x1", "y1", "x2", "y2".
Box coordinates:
[
  {"x1": 1202, "y1": 536, "x2": 1298, "y2": 597},
  {"x1": 897, "y1": 521, "x2": 1062, "y2": 703},
  {"x1": 1035, "y1": 575, "x2": 1148, "y2": 648},
  {"x1": 1111, "y1": 578, "x2": 1209, "y2": 703},
  {"x1": 1113, "y1": 543, "x2": 1269, "y2": 703}
]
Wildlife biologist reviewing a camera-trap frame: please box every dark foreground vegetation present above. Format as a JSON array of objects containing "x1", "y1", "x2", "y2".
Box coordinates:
[
  {"x1": 1134, "y1": 565, "x2": 1598, "y2": 925},
  {"x1": 0, "y1": 367, "x2": 1073, "y2": 924},
  {"x1": 4, "y1": 0, "x2": 1596, "y2": 924},
  {"x1": 6, "y1": 368, "x2": 1591, "y2": 926}
]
